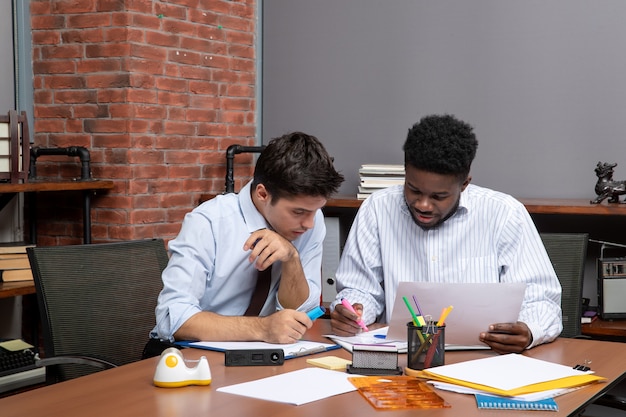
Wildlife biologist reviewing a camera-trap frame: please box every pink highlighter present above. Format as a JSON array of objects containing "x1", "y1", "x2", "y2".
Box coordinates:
[{"x1": 341, "y1": 298, "x2": 369, "y2": 332}]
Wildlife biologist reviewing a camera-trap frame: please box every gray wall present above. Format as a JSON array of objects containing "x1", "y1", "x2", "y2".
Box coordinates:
[{"x1": 262, "y1": 0, "x2": 626, "y2": 199}]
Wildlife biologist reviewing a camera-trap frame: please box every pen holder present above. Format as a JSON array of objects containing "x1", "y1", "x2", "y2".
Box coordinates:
[{"x1": 407, "y1": 322, "x2": 445, "y2": 370}]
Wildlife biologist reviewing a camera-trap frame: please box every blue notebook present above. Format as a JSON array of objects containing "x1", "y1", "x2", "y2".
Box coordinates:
[{"x1": 475, "y1": 393, "x2": 558, "y2": 411}]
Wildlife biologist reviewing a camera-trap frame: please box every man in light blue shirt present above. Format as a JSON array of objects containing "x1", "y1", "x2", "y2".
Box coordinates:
[
  {"x1": 331, "y1": 115, "x2": 562, "y2": 354},
  {"x1": 152, "y1": 132, "x2": 343, "y2": 344}
]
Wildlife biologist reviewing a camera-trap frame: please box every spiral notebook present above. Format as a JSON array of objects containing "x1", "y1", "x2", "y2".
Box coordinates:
[{"x1": 475, "y1": 394, "x2": 558, "y2": 411}]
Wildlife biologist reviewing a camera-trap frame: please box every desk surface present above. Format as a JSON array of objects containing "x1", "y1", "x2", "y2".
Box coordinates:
[
  {"x1": 0, "y1": 281, "x2": 36, "y2": 299},
  {"x1": 0, "y1": 180, "x2": 114, "y2": 193},
  {"x1": 2, "y1": 320, "x2": 625, "y2": 417}
]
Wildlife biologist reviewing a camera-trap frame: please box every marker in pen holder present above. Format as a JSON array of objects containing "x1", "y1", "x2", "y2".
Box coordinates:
[{"x1": 407, "y1": 322, "x2": 445, "y2": 370}]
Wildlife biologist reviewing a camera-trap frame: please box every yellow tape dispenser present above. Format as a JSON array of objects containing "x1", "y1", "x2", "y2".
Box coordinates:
[{"x1": 153, "y1": 347, "x2": 212, "y2": 388}]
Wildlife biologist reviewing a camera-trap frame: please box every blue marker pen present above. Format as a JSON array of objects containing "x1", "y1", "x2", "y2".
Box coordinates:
[{"x1": 306, "y1": 305, "x2": 326, "y2": 321}]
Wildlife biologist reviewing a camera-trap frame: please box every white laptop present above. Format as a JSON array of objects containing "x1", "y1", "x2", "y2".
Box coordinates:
[{"x1": 386, "y1": 282, "x2": 526, "y2": 350}]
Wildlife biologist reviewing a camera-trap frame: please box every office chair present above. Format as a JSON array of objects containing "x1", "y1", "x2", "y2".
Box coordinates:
[
  {"x1": 539, "y1": 233, "x2": 588, "y2": 339},
  {"x1": 27, "y1": 239, "x2": 169, "y2": 383},
  {"x1": 540, "y1": 233, "x2": 626, "y2": 412}
]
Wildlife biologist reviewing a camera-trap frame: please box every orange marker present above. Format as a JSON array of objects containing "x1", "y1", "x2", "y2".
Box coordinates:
[{"x1": 437, "y1": 305, "x2": 453, "y2": 326}]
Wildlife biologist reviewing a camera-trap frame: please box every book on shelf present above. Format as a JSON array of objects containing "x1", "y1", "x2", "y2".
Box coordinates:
[
  {"x1": 0, "y1": 254, "x2": 30, "y2": 270},
  {"x1": 358, "y1": 164, "x2": 405, "y2": 175},
  {"x1": 0, "y1": 268, "x2": 33, "y2": 282},
  {"x1": 357, "y1": 164, "x2": 405, "y2": 199},
  {"x1": 0, "y1": 242, "x2": 35, "y2": 255}
]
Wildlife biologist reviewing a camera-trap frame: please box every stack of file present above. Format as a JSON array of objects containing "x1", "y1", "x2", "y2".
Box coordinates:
[
  {"x1": 411, "y1": 353, "x2": 606, "y2": 411},
  {"x1": 357, "y1": 164, "x2": 405, "y2": 199}
]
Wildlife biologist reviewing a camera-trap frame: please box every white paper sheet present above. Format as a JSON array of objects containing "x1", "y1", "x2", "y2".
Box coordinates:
[
  {"x1": 216, "y1": 367, "x2": 359, "y2": 405},
  {"x1": 425, "y1": 353, "x2": 591, "y2": 391},
  {"x1": 386, "y1": 282, "x2": 526, "y2": 348}
]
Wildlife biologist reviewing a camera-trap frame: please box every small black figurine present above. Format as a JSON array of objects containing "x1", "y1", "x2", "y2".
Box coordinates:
[{"x1": 591, "y1": 162, "x2": 626, "y2": 204}]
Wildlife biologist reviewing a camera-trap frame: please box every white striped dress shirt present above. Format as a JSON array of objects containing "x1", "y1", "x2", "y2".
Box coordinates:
[{"x1": 333, "y1": 184, "x2": 562, "y2": 348}]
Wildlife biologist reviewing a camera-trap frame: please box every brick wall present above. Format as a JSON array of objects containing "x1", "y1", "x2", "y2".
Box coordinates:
[{"x1": 29, "y1": 0, "x2": 256, "y2": 245}]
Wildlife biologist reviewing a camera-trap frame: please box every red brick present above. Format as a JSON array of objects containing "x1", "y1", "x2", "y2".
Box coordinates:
[
  {"x1": 154, "y1": 3, "x2": 188, "y2": 21},
  {"x1": 157, "y1": 91, "x2": 190, "y2": 107},
  {"x1": 31, "y1": 15, "x2": 66, "y2": 30},
  {"x1": 86, "y1": 44, "x2": 131, "y2": 58},
  {"x1": 68, "y1": 13, "x2": 113, "y2": 29},
  {"x1": 145, "y1": 31, "x2": 179, "y2": 48},
  {"x1": 156, "y1": 77, "x2": 189, "y2": 93},
  {"x1": 168, "y1": 49, "x2": 202, "y2": 66},
  {"x1": 84, "y1": 119, "x2": 128, "y2": 133},
  {"x1": 127, "y1": 89, "x2": 158, "y2": 104},
  {"x1": 34, "y1": 61, "x2": 76, "y2": 75},
  {"x1": 128, "y1": 150, "x2": 164, "y2": 164},
  {"x1": 126, "y1": 59, "x2": 164, "y2": 75},
  {"x1": 104, "y1": 27, "x2": 131, "y2": 42},
  {"x1": 54, "y1": 90, "x2": 98, "y2": 103},
  {"x1": 133, "y1": 196, "x2": 161, "y2": 209},
  {"x1": 97, "y1": 0, "x2": 125, "y2": 12},
  {"x1": 41, "y1": 45, "x2": 84, "y2": 59},
  {"x1": 130, "y1": 44, "x2": 168, "y2": 61},
  {"x1": 78, "y1": 59, "x2": 122, "y2": 73},
  {"x1": 52, "y1": 0, "x2": 96, "y2": 14},
  {"x1": 85, "y1": 73, "x2": 131, "y2": 88},
  {"x1": 34, "y1": 105, "x2": 73, "y2": 118}
]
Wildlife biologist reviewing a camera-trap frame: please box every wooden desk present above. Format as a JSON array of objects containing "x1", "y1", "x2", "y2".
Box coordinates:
[
  {"x1": 0, "y1": 180, "x2": 114, "y2": 244},
  {"x1": 582, "y1": 318, "x2": 626, "y2": 341},
  {"x1": 1, "y1": 320, "x2": 625, "y2": 417},
  {"x1": 0, "y1": 281, "x2": 35, "y2": 299},
  {"x1": 324, "y1": 195, "x2": 626, "y2": 215}
]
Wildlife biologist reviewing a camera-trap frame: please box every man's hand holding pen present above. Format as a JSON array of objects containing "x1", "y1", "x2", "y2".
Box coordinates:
[
  {"x1": 256, "y1": 310, "x2": 312, "y2": 344},
  {"x1": 479, "y1": 321, "x2": 533, "y2": 354},
  {"x1": 330, "y1": 300, "x2": 368, "y2": 336}
]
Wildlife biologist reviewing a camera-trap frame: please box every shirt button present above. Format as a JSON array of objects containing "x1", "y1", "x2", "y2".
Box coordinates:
[{"x1": 431, "y1": 255, "x2": 437, "y2": 262}]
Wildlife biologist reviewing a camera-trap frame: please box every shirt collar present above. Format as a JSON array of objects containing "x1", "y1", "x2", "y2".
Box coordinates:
[{"x1": 239, "y1": 181, "x2": 270, "y2": 233}]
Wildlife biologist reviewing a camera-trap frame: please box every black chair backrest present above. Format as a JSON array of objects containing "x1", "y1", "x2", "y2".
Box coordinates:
[
  {"x1": 27, "y1": 239, "x2": 169, "y2": 382},
  {"x1": 539, "y1": 233, "x2": 588, "y2": 339}
]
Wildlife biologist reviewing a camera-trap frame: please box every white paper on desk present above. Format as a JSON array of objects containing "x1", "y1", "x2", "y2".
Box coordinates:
[
  {"x1": 426, "y1": 353, "x2": 592, "y2": 392},
  {"x1": 386, "y1": 282, "x2": 526, "y2": 348},
  {"x1": 184, "y1": 340, "x2": 338, "y2": 358},
  {"x1": 324, "y1": 326, "x2": 408, "y2": 353},
  {"x1": 216, "y1": 367, "x2": 359, "y2": 405}
]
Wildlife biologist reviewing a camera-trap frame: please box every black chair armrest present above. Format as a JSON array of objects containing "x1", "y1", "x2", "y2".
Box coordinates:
[{"x1": 36, "y1": 355, "x2": 117, "y2": 370}]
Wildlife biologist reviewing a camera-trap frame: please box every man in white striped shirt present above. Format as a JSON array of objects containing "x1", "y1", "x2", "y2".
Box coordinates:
[{"x1": 330, "y1": 114, "x2": 562, "y2": 353}]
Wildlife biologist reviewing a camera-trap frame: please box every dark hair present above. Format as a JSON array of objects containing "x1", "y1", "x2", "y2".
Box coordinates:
[
  {"x1": 403, "y1": 114, "x2": 478, "y2": 180},
  {"x1": 252, "y1": 132, "x2": 344, "y2": 201}
]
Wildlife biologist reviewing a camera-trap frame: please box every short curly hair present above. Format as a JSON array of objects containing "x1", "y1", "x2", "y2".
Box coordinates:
[{"x1": 403, "y1": 114, "x2": 478, "y2": 180}]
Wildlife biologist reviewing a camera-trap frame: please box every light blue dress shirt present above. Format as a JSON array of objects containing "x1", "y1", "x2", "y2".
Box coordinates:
[
  {"x1": 152, "y1": 182, "x2": 324, "y2": 340},
  {"x1": 332, "y1": 184, "x2": 562, "y2": 348}
]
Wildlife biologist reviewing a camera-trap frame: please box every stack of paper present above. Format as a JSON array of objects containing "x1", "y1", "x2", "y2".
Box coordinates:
[
  {"x1": 414, "y1": 353, "x2": 605, "y2": 397},
  {"x1": 357, "y1": 164, "x2": 404, "y2": 199}
]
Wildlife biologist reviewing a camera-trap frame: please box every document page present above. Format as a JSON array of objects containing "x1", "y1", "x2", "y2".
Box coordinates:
[{"x1": 217, "y1": 367, "x2": 359, "y2": 405}]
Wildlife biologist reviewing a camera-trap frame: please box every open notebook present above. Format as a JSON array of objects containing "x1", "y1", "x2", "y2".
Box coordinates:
[
  {"x1": 386, "y1": 282, "x2": 526, "y2": 349},
  {"x1": 176, "y1": 340, "x2": 340, "y2": 359}
]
